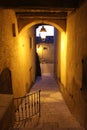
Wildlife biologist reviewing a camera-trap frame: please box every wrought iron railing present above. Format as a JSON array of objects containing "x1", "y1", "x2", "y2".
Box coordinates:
[{"x1": 13, "y1": 90, "x2": 41, "y2": 122}]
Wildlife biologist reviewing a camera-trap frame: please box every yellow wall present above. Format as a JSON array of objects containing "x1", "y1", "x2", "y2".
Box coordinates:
[
  {"x1": 60, "y1": 32, "x2": 67, "y2": 86},
  {"x1": 55, "y1": 1, "x2": 87, "y2": 128},
  {"x1": 65, "y1": 2, "x2": 87, "y2": 127},
  {"x1": 36, "y1": 43, "x2": 54, "y2": 63},
  {"x1": 36, "y1": 43, "x2": 54, "y2": 75},
  {"x1": 12, "y1": 27, "x2": 36, "y2": 97},
  {"x1": 0, "y1": 9, "x2": 18, "y2": 71},
  {"x1": 54, "y1": 29, "x2": 67, "y2": 87},
  {"x1": 0, "y1": 9, "x2": 36, "y2": 98}
]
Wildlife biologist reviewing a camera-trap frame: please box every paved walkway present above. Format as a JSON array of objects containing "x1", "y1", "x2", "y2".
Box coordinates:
[
  {"x1": 29, "y1": 75, "x2": 85, "y2": 130},
  {"x1": 13, "y1": 75, "x2": 85, "y2": 130}
]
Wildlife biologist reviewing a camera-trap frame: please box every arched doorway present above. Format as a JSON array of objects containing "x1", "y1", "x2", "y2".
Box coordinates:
[{"x1": 18, "y1": 20, "x2": 67, "y2": 86}]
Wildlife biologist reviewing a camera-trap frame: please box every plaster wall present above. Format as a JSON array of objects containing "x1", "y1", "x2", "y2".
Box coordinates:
[
  {"x1": 0, "y1": 9, "x2": 18, "y2": 71},
  {"x1": 56, "y1": 1, "x2": 87, "y2": 128},
  {"x1": 36, "y1": 43, "x2": 54, "y2": 76},
  {"x1": 12, "y1": 27, "x2": 36, "y2": 97},
  {"x1": 36, "y1": 43, "x2": 54, "y2": 63},
  {"x1": 54, "y1": 28, "x2": 67, "y2": 87},
  {"x1": 66, "y1": 2, "x2": 87, "y2": 127},
  {"x1": 0, "y1": 9, "x2": 20, "y2": 96},
  {"x1": 0, "y1": 9, "x2": 36, "y2": 98}
]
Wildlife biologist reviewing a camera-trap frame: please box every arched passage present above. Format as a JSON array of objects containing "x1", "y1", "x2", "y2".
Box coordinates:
[
  {"x1": 18, "y1": 19, "x2": 66, "y2": 33},
  {"x1": 19, "y1": 20, "x2": 65, "y2": 34},
  {"x1": 18, "y1": 20, "x2": 67, "y2": 87}
]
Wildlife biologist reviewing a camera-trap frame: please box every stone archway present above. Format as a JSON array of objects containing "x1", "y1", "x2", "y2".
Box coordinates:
[
  {"x1": 18, "y1": 19, "x2": 66, "y2": 34},
  {"x1": 18, "y1": 19, "x2": 67, "y2": 86}
]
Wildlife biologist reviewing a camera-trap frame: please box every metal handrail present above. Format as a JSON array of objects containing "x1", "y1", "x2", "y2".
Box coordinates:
[{"x1": 13, "y1": 90, "x2": 41, "y2": 122}]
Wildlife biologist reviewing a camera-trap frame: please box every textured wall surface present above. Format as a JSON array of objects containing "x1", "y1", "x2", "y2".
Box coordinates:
[
  {"x1": 12, "y1": 27, "x2": 36, "y2": 97},
  {"x1": 0, "y1": 9, "x2": 18, "y2": 71},
  {"x1": 0, "y1": 3, "x2": 87, "y2": 128},
  {"x1": 55, "y1": 1, "x2": 87, "y2": 128},
  {"x1": 0, "y1": 9, "x2": 19, "y2": 96},
  {"x1": 0, "y1": 9, "x2": 36, "y2": 97},
  {"x1": 66, "y1": 1, "x2": 87, "y2": 127},
  {"x1": 36, "y1": 43, "x2": 54, "y2": 63},
  {"x1": 0, "y1": 94, "x2": 14, "y2": 130}
]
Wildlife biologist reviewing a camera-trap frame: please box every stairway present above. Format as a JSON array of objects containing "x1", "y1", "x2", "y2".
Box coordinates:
[
  {"x1": 11, "y1": 76, "x2": 85, "y2": 130},
  {"x1": 11, "y1": 90, "x2": 41, "y2": 129}
]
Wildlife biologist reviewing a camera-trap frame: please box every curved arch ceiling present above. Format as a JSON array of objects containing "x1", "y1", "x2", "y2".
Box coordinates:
[{"x1": 19, "y1": 20, "x2": 65, "y2": 35}]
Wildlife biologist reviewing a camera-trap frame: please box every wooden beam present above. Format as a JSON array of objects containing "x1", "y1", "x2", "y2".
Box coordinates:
[{"x1": 16, "y1": 11, "x2": 67, "y2": 19}]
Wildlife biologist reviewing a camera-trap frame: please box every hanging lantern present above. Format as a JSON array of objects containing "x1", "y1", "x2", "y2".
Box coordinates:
[{"x1": 40, "y1": 25, "x2": 47, "y2": 40}]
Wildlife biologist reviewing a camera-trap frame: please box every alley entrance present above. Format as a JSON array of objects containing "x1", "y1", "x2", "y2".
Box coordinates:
[{"x1": 36, "y1": 25, "x2": 55, "y2": 77}]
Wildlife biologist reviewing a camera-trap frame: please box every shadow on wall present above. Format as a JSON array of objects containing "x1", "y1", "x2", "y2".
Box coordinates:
[
  {"x1": 0, "y1": 68, "x2": 13, "y2": 94},
  {"x1": 81, "y1": 57, "x2": 87, "y2": 102},
  {"x1": 35, "y1": 52, "x2": 41, "y2": 78}
]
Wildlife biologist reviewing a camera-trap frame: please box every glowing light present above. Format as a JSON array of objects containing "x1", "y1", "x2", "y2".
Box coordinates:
[
  {"x1": 40, "y1": 32, "x2": 47, "y2": 40},
  {"x1": 60, "y1": 32, "x2": 67, "y2": 86},
  {"x1": 36, "y1": 25, "x2": 54, "y2": 37}
]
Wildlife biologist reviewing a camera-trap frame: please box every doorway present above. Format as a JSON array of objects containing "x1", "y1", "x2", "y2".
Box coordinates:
[{"x1": 36, "y1": 25, "x2": 55, "y2": 76}]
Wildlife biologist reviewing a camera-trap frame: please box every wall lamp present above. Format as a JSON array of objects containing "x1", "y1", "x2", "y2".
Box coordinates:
[{"x1": 40, "y1": 25, "x2": 47, "y2": 40}]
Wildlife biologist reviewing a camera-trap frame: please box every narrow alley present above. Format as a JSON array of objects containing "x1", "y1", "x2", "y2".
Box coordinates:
[
  {"x1": 13, "y1": 75, "x2": 85, "y2": 130},
  {"x1": 0, "y1": 1, "x2": 87, "y2": 130}
]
